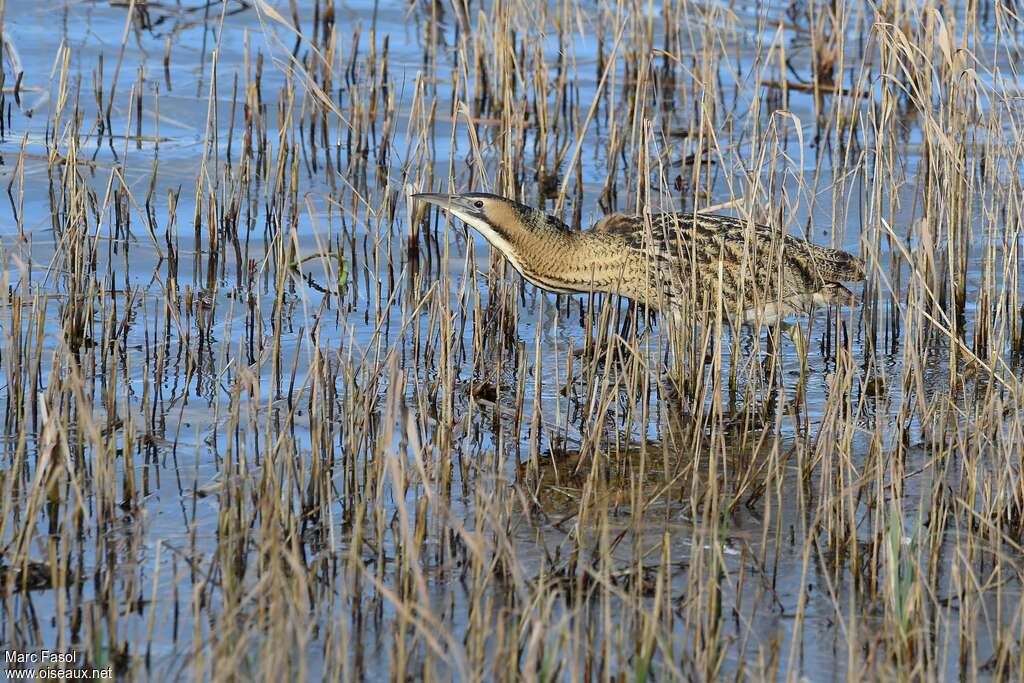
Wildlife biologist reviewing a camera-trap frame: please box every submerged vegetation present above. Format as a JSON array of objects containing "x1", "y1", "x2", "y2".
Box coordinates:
[{"x1": 0, "y1": 0, "x2": 1022, "y2": 680}]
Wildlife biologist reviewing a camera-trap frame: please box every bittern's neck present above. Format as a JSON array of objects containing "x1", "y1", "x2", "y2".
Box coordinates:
[{"x1": 461, "y1": 214, "x2": 630, "y2": 296}]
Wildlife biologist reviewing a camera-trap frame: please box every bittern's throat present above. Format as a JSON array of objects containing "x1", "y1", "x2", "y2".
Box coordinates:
[
  {"x1": 413, "y1": 192, "x2": 631, "y2": 296},
  {"x1": 413, "y1": 192, "x2": 865, "y2": 330}
]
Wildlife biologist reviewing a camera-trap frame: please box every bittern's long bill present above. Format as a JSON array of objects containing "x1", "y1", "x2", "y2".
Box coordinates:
[{"x1": 413, "y1": 192, "x2": 864, "y2": 353}]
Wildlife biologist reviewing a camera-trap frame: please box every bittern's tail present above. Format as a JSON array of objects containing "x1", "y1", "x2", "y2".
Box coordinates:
[
  {"x1": 814, "y1": 282, "x2": 860, "y2": 307},
  {"x1": 813, "y1": 248, "x2": 866, "y2": 282}
]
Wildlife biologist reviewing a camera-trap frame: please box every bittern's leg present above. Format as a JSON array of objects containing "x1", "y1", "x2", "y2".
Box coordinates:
[{"x1": 782, "y1": 321, "x2": 808, "y2": 367}]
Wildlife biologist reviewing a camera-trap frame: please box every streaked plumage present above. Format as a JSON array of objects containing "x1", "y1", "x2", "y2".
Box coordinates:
[{"x1": 414, "y1": 192, "x2": 864, "y2": 331}]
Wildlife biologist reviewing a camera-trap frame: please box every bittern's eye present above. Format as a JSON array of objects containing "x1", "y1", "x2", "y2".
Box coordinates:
[{"x1": 474, "y1": 200, "x2": 484, "y2": 209}]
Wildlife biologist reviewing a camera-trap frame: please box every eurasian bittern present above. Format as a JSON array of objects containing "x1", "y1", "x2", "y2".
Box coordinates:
[{"x1": 413, "y1": 192, "x2": 864, "y2": 354}]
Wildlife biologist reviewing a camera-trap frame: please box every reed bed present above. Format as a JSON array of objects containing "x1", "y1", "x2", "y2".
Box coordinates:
[{"x1": 0, "y1": 0, "x2": 1022, "y2": 680}]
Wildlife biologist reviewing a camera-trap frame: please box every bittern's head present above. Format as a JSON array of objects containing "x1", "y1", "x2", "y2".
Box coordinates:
[{"x1": 413, "y1": 192, "x2": 567, "y2": 258}]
